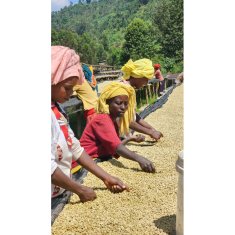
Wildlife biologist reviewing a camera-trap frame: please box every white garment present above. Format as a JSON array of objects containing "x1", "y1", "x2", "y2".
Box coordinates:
[{"x1": 51, "y1": 110, "x2": 84, "y2": 198}]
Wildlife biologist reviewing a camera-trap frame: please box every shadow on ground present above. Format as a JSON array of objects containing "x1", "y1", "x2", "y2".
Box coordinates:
[
  {"x1": 127, "y1": 140, "x2": 157, "y2": 147},
  {"x1": 108, "y1": 159, "x2": 151, "y2": 173},
  {"x1": 108, "y1": 159, "x2": 129, "y2": 169},
  {"x1": 154, "y1": 214, "x2": 176, "y2": 235}
]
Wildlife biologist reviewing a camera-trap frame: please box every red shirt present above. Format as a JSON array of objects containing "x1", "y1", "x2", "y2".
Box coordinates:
[
  {"x1": 80, "y1": 114, "x2": 121, "y2": 158},
  {"x1": 154, "y1": 69, "x2": 164, "y2": 81}
]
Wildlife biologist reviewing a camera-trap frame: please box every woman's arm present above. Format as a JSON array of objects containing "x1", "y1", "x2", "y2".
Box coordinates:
[
  {"x1": 51, "y1": 167, "x2": 97, "y2": 202},
  {"x1": 137, "y1": 118, "x2": 154, "y2": 129},
  {"x1": 129, "y1": 119, "x2": 163, "y2": 141},
  {"x1": 121, "y1": 134, "x2": 145, "y2": 145},
  {"x1": 77, "y1": 151, "x2": 129, "y2": 193},
  {"x1": 116, "y1": 144, "x2": 155, "y2": 173}
]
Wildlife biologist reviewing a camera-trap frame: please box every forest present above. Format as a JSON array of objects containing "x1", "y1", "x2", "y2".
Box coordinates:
[{"x1": 51, "y1": 0, "x2": 183, "y2": 73}]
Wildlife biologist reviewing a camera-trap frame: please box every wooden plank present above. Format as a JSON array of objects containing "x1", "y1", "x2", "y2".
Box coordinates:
[
  {"x1": 96, "y1": 74, "x2": 119, "y2": 78},
  {"x1": 96, "y1": 74, "x2": 119, "y2": 81},
  {"x1": 98, "y1": 70, "x2": 121, "y2": 75}
]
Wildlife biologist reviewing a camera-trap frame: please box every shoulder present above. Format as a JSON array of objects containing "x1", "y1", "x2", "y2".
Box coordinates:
[
  {"x1": 93, "y1": 113, "x2": 112, "y2": 122},
  {"x1": 83, "y1": 114, "x2": 116, "y2": 137},
  {"x1": 88, "y1": 114, "x2": 114, "y2": 129}
]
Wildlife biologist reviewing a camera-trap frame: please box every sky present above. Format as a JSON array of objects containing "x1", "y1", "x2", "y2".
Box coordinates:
[{"x1": 51, "y1": 0, "x2": 78, "y2": 12}]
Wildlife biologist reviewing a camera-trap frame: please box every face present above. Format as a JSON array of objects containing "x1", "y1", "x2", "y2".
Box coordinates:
[
  {"x1": 51, "y1": 76, "x2": 78, "y2": 103},
  {"x1": 107, "y1": 95, "x2": 129, "y2": 118},
  {"x1": 129, "y1": 77, "x2": 148, "y2": 89}
]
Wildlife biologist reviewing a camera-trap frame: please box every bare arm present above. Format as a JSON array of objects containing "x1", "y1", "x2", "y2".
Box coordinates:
[
  {"x1": 51, "y1": 167, "x2": 97, "y2": 202},
  {"x1": 116, "y1": 143, "x2": 155, "y2": 173},
  {"x1": 77, "y1": 151, "x2": 129, "y2": 193},
  {"x1": 121, "y1": 134, "x2": 145, "y2": 145},
  {"x1": 130, "y1": 119, "x2": 163, "y2": 141},
  {"x1": 137, "y1": 118, "x2": 154, "y2": 129}
]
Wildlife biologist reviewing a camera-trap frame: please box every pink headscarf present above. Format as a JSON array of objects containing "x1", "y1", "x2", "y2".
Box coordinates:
[{"x1": 51, "y1": 46, "x2": 85, "y2": 85}]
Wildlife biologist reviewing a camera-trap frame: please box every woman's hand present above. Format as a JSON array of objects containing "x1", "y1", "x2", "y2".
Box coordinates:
[
  {"x1": 103, "y1": 176, "x2": 129, "y2": 193},
  {"x1": 51, "y1": 167, "x2": 97, "y2": 203},
  {"x1": 150, "y1": 129, "x2": 163, "y2": 141},
  {"x1": 77, "y1": 152, "x2": 129, "y2": 194},
  {"x1": 131, "y1": 134, "x2": 145, "y2": 143},
  {"x1": 77, "y1": 185, "x2": 97, "y2": 203},
  {"x1": 138, "y1": 157, "x2": 156, "y2": 173}
]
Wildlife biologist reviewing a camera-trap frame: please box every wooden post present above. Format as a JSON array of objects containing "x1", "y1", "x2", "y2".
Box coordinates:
[
  {"x1": 145, "y1": 86, "x2": 149, "y2": 105},
  {"x1": 165, "y1": 78, "x2": 168, "y2": 90},
  {"x1": 147, "y1": 84, "x2": 151, "y2": 103},
  {"x1": 156, "y1": 81, "x2": 160, "y2": 98}
]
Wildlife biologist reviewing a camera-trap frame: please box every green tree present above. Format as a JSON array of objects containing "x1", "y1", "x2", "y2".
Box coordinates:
[
  {"x1": 51, "y1": 29, "x2": 80, "y2": 52},
  {"x1": 122, "y1": 18, "x2": 158, "y2": 63},
  {"x1": 153, "y1": 0, "x2": 183, "y2": 61},
  {"x1": 97, "y1": 44, "x2": 107, "y2": 62},
  {"x1": 139, "y1": 0, "x2": 149, "y2": 5},
  {"x1": 78, "y1": 33, "x2": 99, "y2": 64},
  {"x1": 107, "y1": 47, "x2": 122, "y2": 66},
  {"x1": 100, "y1": 33, "x2": 109, "y2": 51},
  {"x1": 51, "y1": 0, "x2": 183, "y2": 70},
  {"x1": 75, "y1": 21, "x2": 88, "y2": 35}
]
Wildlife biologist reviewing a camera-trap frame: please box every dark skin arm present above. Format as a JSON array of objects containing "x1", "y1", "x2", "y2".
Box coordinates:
[
  {"x1": 116, "y1": 143, "x2": 155, "y2": 173},
  {"x1": 121, "y1": 134, "x2": 145, "y2": 145},
  {"x1": 129, "y1": 119, "x2": 163, "y2": 141},
  {"x1": 51, "y1": 167, "x2": 97, "y2": 203},
  {"x1": 77, "y1": 151, "x2": 129, "y2": 193},
  {"x1": 52, "y1": 151, "x2": 129, "y2": 203}
]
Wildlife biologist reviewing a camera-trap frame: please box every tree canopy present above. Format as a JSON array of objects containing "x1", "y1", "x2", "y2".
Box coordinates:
[
  {"x1": 122, "y1": 18, "x2": 158, "y2": 62},
  {"x1": 153, "y1": 0, "x2": 183, "y2": 61},
  {"x1": 51, "y1": 0, "x2": 183, "y2": 72}
]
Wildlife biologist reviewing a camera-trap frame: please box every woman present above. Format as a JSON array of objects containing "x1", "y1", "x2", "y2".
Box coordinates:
[
  {"x1": 81, "y1": 63, "x2": 98, "y2": 93},
  {"x1": 80, "y1": 82, "x2": 156, "y2": 173},
  {"x1": 51, "y1": 46, "x2": 128, "y2": 203},
  {"x1": 154, "y1": 63, "x2": 165, "y2": 96},
  {"x1": 121, "y1": 59, "x2": 163, "y2": 141},
  {"x1": 73, "y1": 79, "x2": 98, "y2": 123}
]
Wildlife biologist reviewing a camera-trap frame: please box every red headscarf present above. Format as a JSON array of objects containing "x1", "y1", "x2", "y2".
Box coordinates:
[
  {"x1": 154, "y1": 64, "x2": 161, "y2": 69},
  {"x1": 51, "y1": 46, "x2": 85, "y2": 85}
]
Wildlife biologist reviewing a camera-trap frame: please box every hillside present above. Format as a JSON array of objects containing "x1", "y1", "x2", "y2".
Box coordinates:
[
  {"x1": 52, "y1": 0, "x2": 156, "y2": 33},
  {"x1": 51, "y1": 0, "x2": 183, "y2": 73}
]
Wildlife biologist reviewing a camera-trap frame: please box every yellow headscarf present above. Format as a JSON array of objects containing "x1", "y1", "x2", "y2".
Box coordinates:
[
  {"x1": 96, "y1": 82, "x2": 136, "y2": 136},
  {"x1": 121, "y1": 58, "x2": 154, "y2": 80}
]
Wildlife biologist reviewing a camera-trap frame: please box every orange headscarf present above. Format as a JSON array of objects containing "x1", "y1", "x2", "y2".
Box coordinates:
[{"x1": 51, "y1": 46, "x2": 85, "y2": 85}]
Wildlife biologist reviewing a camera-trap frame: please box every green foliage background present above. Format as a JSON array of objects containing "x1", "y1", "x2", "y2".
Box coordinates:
[{"x1": 51, "y1": 0, "x2": 183, "y2": 73}]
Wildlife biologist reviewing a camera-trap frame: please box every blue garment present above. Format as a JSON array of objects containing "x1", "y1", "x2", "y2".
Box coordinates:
[
  {"x1": 82, "y1": 64, "x2": 92, "y2": 83},
  {"x1": 82, "y1": 64, "x2": 98, "y2": 93}
]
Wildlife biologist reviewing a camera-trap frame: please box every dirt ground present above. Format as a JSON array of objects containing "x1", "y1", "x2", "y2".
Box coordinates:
[{"x1": 52, "y1": 84, "x2": 183, "y2": 235}]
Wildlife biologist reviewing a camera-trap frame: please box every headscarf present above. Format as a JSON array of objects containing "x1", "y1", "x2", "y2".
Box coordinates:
[
  {"x1": 154, "y1": 63, "x2": 161, "y2": 69},
  {"x1": 51, "y1": 46, "x2": 85, "y2": 85},
  {"x1": 82, "y1": 64, "x2": 92, "y2": 83},
  {"x1": 80, "y1": 64, "x2": 97, "y2": 91},
  {"x1": 96, "y1": 82, "x2": 136, "y2": 136},
  {"x1": 121, "y1": 59, "x2": 154, "y2": 80}
]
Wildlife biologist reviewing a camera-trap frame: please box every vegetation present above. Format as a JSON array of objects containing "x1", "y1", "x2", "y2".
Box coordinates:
[
  {"x1": 51, "y1": 0, "x2": 183, "y2": 73},
  {"x1": 122, "y1": 18, "x2": 159, "y2": 62}
]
